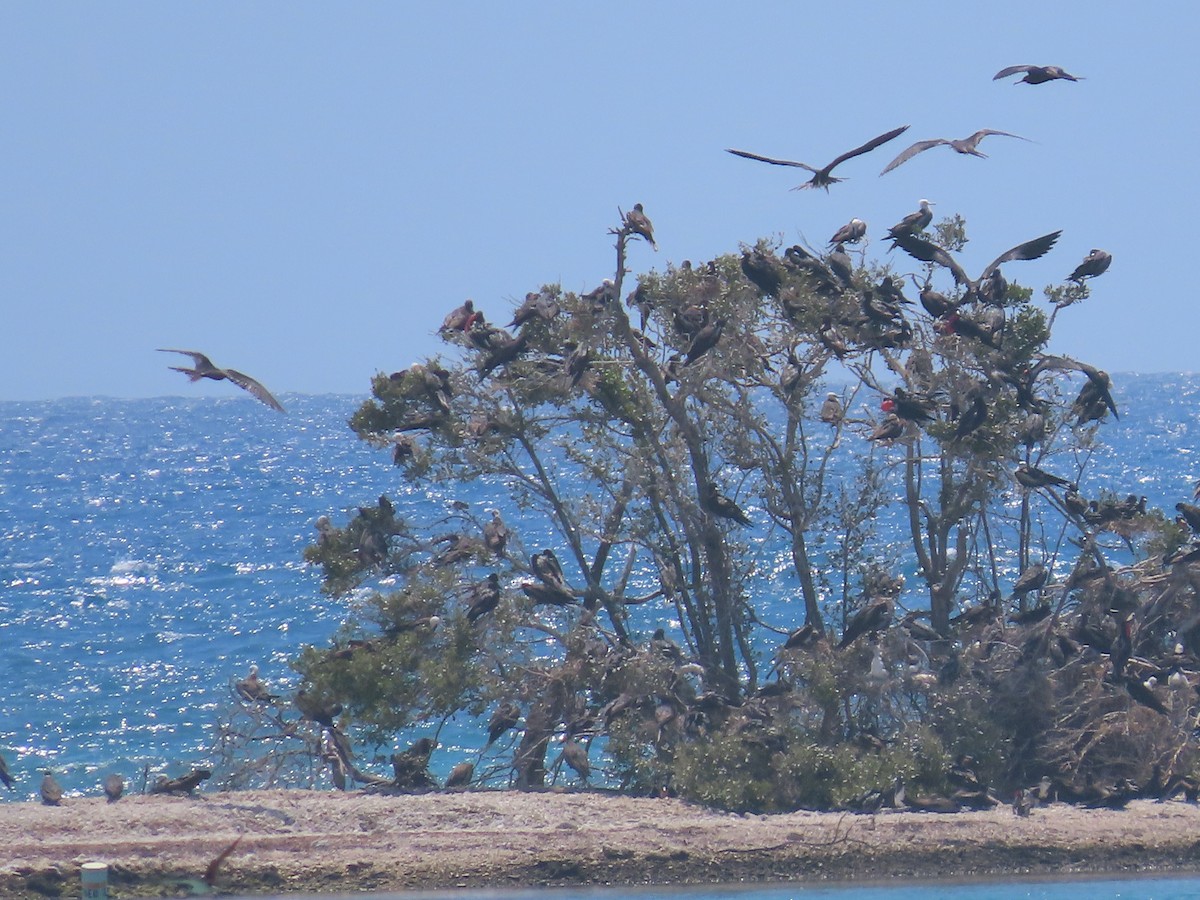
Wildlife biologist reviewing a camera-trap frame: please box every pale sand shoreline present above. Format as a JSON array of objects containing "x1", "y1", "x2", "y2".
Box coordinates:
[{"x1": 4, "y1": 790, "x2": 1200, "y2": 897}]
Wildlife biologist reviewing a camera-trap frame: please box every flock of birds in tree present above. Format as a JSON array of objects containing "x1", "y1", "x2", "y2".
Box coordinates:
[{"x1": 125, "y1": 60, "x2": 1200, "y2": 806}]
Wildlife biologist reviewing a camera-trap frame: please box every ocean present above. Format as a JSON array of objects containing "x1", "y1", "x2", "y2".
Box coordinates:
[{"x1": 2, "y1": 374, "x2": 1199, "y2": 803}]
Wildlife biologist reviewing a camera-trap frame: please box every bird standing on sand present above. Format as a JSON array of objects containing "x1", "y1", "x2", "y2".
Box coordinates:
[
  {"x1": 726, "y1": 124, "x2": 910, "y2": 191},
  {"x1": 881, "y1": 129, "x2": 1030, "y2": 175},
  {"x1": 994, "y1": 64, "x2": 1082, "y2": 84},
  {"x1": 103, "y1": 773, "x2": 125, "y2": 803},
  {"x1": 622, "y1": 203, "x2": 658, "y2": 250},
  {"x1": 0, "y1": 752, "x2": 12, "y2": 791},
  {"x1": 158, "y1": 349, "x2": 285, "y2": 413},
  {"x1": 40, "y1": 771, "x2": 64, "y2": 805}
]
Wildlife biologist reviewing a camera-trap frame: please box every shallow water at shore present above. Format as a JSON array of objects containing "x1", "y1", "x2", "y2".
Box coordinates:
[{"x1": 257, "y1": 871, "x2": 1200, "y2": 899}]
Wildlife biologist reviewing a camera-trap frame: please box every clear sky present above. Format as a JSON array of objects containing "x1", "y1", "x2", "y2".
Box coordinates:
[{"x1": 1, "y1": 2, "x2": 1193, "y2": 401}]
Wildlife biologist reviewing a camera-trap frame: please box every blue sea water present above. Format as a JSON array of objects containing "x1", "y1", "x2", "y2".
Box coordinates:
[{"x1": 2, "y1": 374, "x2": 1200, "y2": 806}]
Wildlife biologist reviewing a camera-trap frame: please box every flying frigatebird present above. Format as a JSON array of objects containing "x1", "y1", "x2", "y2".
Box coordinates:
[
  {"x1": 880, "y1": 130, "x2": 1030, "y2": 175},
  {"x1": 890, "y1": 230, "x2": 1062, "y2": 303},
  {"x1": 993, "y1": 64, "x2": 1082, "y2": 84},
  {"x1": 158, "y1": 349, "x2": 285, "y2": 413},
  {"x1": 727, "y1": 125, "x2": 910, "y2": 191}
]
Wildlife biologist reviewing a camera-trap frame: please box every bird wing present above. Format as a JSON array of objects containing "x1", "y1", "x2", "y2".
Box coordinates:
[
  {"x1": 157, "y1": 348, "x2": 214, "y2": 369},
  {"x1": 980, "y1": 230, "x2": 1062, "y2": 279},
  {"x1": 879, "y1": 139, "x2": 950, "y2": 175},
  {"x1": 993, "y1": 65, "x2": 1034, "y2": 80},
  {"x1": 725, "y1": 148, "x2": 817, "y2": 173},
  {"x1": 825, "y1": 124, "x2": 911, "y2": 171},
  {"x1": 969, "y1": 129, "x2": 1031, "y2": 146},
  {"x1": 891, "y1": 233, "x2": 971, "y2": 286},
  {"x1": 223, "y1": 368, "x2": 286, "y2": 413}
]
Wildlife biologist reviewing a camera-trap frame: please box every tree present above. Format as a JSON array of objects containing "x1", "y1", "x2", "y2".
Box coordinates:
[{"x1": 256, "y1": 205, "x2": 1200, "y2": 811}]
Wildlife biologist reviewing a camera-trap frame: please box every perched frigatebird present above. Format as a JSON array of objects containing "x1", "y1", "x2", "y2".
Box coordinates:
[
  {"x1": 887, "y1": 199, "x2": 934, "y2": 242},
  {"x1": 1069, "y1": 249, "x2": 1112, "y2": 282},
  {"x1": 881, "y1": 129, "x2": 1030, "y2": 175},
  {"x1": 829, "y1": 217, "x2": 867, "y2": 245},
  {"x1": 994, "y1": 64, "x2": 1082, "y2": 84},
  {"x1": 701, "y1": 482, "x2": 752, "y2": 526},
  {"x1": 622, "y1": 203, "x2": 658, "y2": 250},
  {"x1": 726, "y1": 125, "x2": 910, "y2": 191}
]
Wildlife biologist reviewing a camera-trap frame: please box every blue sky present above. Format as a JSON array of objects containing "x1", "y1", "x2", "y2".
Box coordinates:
[{"x1": 1, "y1": 3, "x2": 1193, "y2": 401}]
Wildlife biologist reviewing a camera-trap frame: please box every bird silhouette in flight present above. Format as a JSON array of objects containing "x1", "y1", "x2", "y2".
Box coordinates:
[
  {"x1": 881, "y1": 129, "x2": 1029, "y2": 175},
  {"x1": 158, "y1": 349, "x2": 285, "y2": 413},
  {"x1": 993, "y1": 64, "x2": 1082, "y2": 85},
  {"x1": 727, "y1": 125, "x2": 909, "y2": 191}
]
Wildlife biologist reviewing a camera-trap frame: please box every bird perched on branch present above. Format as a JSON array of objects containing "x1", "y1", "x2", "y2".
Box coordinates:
[
  {"x1": 158, "y1": 349, "x2": 285, "y2": 413},
  {"x1": 1069, "y1": 249, "x2": 1112, "y2": 282},
  {"x1": 994, "y1": 64, "x2": 1082, "y2": 84},
  {"x1": 701, "y1": 482, "x2": 752, "y2": 526},
  {"x1": 622, "y1": 203, "x2": 658, "y2": 250},
  {"x1": 235, "y1": 664, "x2": 278, "y2": 702},
  {"x1": 726, "y1": 124, "x2": 910, "y2": 191},
  {"x1": 466, "y1": 572, "x2": 502, "y2": 623},
  {"x1": 881, "y1": 130, "x2": 1030, "y2": 175},
  {"x1": 829, "y1": 217, "x2": 867, "y2": 245},
  {"x1": 838, "y1": 598, "x2": 892, "y2": 649},
  {"x1": 887, "y1": 199, "x2": 934, "y2": 242}
]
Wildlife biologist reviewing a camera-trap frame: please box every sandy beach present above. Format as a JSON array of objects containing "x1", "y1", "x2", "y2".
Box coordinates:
[{"x1": 5, "y1": 789, "x2": 1200, "y2": 897}]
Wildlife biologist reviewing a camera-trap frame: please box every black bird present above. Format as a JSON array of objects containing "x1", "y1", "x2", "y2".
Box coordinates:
[
  {"x1": 40, "y1": 771, "x2": 63, "y2": 806},
  {"x1": 916, "y1": 277, "x2": 955, "y2": 319},
  {"x1": 726, "y1": 124, "x2": 910, "y2": 191},
  {"x1": 651, "y1": 627, "x2": 686, "y2": 664},
  {"x1": 295, "y1": 689, "x2": 343, "y2": 728},
  {"x1": 103, "y1": 773, "x2": 125, "y2": 803},
  {"x1": 994, "y1": 64, "x2": 1083, "y2": 84},
  {"x1": 782, "y1": 621, "x2": 823, "y2": 650},
  {"x1": 0, "y1": 752, "x2": 12, "y2": 791},
  {"x1": 881, "y1": 130, "x2": 1030, "y2": 175},
  {"x1": 868, "y1": 414, "x2": 905, "y2": 443},
  {"x1": 829, "y1": 217, "x2": 867, "y2": 245},
  {"x1": 684, "y1": 319, "x2": 726, "y2": 366},
  {"x1": 391, "y1": 738, "x2": 437, "y2": 789},
  {"x1": 531, "y1": 549, "x2": 566, "y2": 589},
  {"x1": 887, "y1": 199, "x2": 934, "y2": 242},
  {"x1": 562, "y1": 735, "x2": 590, "y2": 782},
  {"x1": 1123, "y1": 675, "x2": 1169, "y2": 716},
  {"x1": 674, "y1": 304, "x2": 710, "y2": 337},
  {"x1": 477, "y1": 331, "x2": 529, "y2": 377},
  {"x1": 158, "y1": 349, "x2": 285, "y2": 413},
  {"x1": 466, "y1": 573, "x2": 502, "y2": 623},
  {"x1": 1011, "y1": 562, "x2": 1049, "y2": 598},
  {"x1": 884, "y1": 387, "x2": 936, "y2": 423},
  {"x1": 827, "y1": 243, "x2": 855, "y2": 289},
  {"x1": 623, "y1": 203, "x2": 658, "y2": 250},
  {"x1": 1071, "y1": 368, "x2": 1119, "y2": 425},
  {"x1": 838, "y1": 598, "x2": 892, "y2": 649},
  {"x1": 701, "y1": 482, "x2": 751, "y2": 526},
  {"x1": 740, "y1": 248, "x2": 784, "y2": 296},
  {"x1": 487, "y1": 701, "x2": 521, "y2": 746},
  {"x1": 151, "y1": 768, "x2": 212, "y2": 795},
  {"x1": 1014, "y1": 463, "x2": 1075, "y2": 491},
  {"x1": 953, "y1": 392, "x2": 988, "y2": 441},
  {"x1": 891, "y1": 230, "x2": 1061, "y2": 303},
  {"x1": 1176, "y1": 502, "x2": 1200, "y2": 534},
  {"x1": 1069, "y1": 249, "x2": 1112, "y2": 282}
]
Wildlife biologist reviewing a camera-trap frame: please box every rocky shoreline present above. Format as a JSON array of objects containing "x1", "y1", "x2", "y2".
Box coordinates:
[{"x1": 5, "y1": 790, "x2": 1200, "y2": 897}]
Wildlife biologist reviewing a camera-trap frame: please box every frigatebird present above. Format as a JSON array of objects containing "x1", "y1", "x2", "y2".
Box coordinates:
[
  {"x1": 1069, "y1": 249, "x2": 1112, "y2": 282},
  {"x1": 890, "y1": 230, "x2": 1062, "y2": 302},
  {"x1": 881, "y1": 130, "x2": 1029, "y2": 175},
  {"x1": 887, "y1": 200, "x2": 934, "y2": 241},
  {"x1": 726, "y1": 125, "x2": 910, "y2": 191},
  {"x1": 994, "y1": 64, "x2": 1082, "y2": 84},
  {"x1": 829, "y1": 218, "x2": 867, "y2": 245},
  {"x1": 158, "y1": 349, "x2": 285, "y2": 412},
  {"x1": 623, "y1": 203, "x2": 658, "y2": 250}
]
